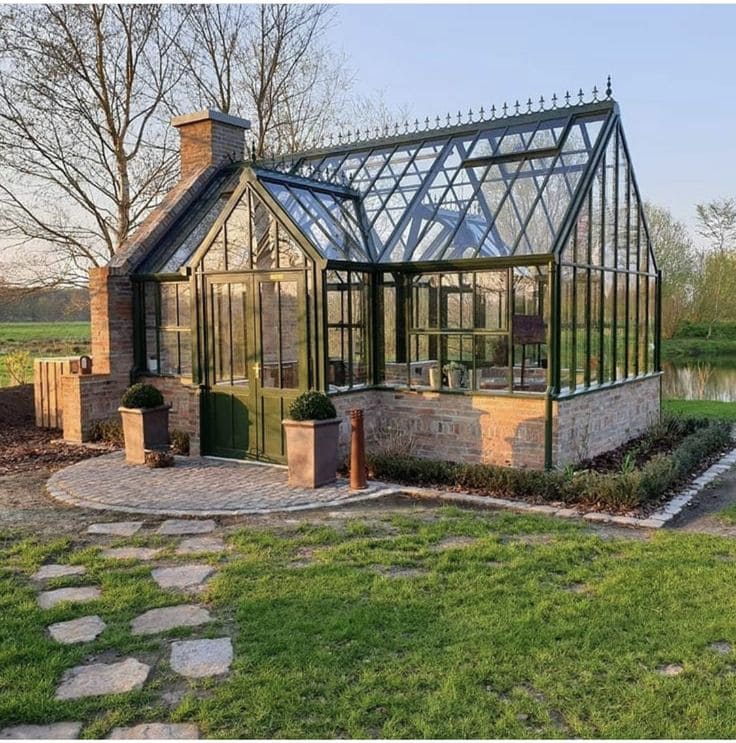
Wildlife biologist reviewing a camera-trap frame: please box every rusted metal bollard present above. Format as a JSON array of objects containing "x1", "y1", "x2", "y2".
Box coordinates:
[{"x1": 349, "y1": 409, "x2": 368, "y2": 490}]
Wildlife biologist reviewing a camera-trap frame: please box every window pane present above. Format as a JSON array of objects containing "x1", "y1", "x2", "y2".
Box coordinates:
[
  {"x1": 441, "y1": 334, "x2": 473, "y2": 390},
  {"x1": 177, "y1": 284, "x2": 190, "y2": 328},
  {"x1": 279, "y1": 281, "x2": 300, "y2": 389},
  {"x1": 226, "y1": 196, "x2": 250, "y2": 270},
  {"x1": 202, "y1": 229, "x2": 226, "y2": 272},
  {"x1": 474, "y1": 271, "x2": 507, "y2": 330},
  {"x1": 475, "y1": 335, "x2": 509, "y2": 391},
  {"x1": 159, "y1": 331, "x2": 179, "y2": 375},
  {"x1": 160, "y1": 284, "x2": 177, "y2": 327}
]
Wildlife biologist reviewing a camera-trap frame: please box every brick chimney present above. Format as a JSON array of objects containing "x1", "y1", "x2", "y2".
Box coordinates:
[{"x1": 171, "y1": 109, "x2": 251, "y2": 179}]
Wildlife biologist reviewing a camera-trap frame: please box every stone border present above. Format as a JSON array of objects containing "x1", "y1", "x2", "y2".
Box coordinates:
[{"x1": 383, "y1": 444, "x2": 736, "y2": 529}]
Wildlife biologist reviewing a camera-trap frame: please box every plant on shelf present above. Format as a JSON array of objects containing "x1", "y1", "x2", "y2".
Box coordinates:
[
  {"x1": 443, "y1": 361, "x2": 466, "y2": 389},
  {"x1": 283, "y1": 391, "x2": 341, "y2": 488},
  {"x1": 118, "y1": 383, "x2": 170, "y2": 465},
  {"x1": 428, "y1": 363, "x2": 441, "y2": 390}
]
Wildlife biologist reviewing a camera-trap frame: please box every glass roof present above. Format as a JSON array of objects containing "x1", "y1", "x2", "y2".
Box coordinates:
[
  {"x1": 257, "y1": 172, "x2": 373, "y2": 262},
  {"x1": 279, "y1": 109, "x2": 611, "y2": 263}
]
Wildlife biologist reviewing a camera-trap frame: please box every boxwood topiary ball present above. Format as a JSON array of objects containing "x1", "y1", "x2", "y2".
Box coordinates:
[
  {"x1": 288, "y1": 391, "x2": 337, "y2": 421},
  {"x1": 121, "y1": 383, "x2": 164, "y2": 409}
]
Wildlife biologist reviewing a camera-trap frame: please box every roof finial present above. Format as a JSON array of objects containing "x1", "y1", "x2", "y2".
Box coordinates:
[
  {"x1": 250, "y1": 141, "x2": 257, "y2": 162},
  {"x1": 605, "y1": 75, "x2": 613, "y2": 99},
  {"x1": 592, "y1": 85, "x2": 599, "y2": 103}
]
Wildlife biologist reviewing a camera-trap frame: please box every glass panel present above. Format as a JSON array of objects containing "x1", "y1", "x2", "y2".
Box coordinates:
[
  {"x1": 230, "y1": 283, "x2": 247, "y2": 385},
  {"x1": 474, "y1": 271, "x2": 507, "y2": 330},
  {"x1": 276, "y1": 223, "x2": 305, "y2": 268},
  {"x1": 179, "y1": 332, "x2": 192, "y2": 377},
  {"x1": 512, "y1": 267, "x2": 547, "y2": 391},
  {"x1": 211, "y1": 284, "x2": 229, "y2": 384},
  {"x1": 202, "y1": 229, "x2": 226, "y2": 272},
  {"x1": 251, "y1": 192, "x2": 277, "y2": 270},
  {"x1": 279, "y1": 281, "x2": 300, "y2": 389},
  {"x1": 259, "y1": 282, "x2": 280, "y2": 388},
  {"x1": 177, "y1": 284, "x2": 191, "y2": 328},
  {"x1": 160, "y1": 284, "x2": 177, "y2": 327},
  {"x1": 560, "y1": 264, "x2": 574, "y2": 392},
  {"x1": 226, "y1": 196, "x2": 250, "y2": 271},
  {"x1": 475, "y1": 335, "x2": 509, "y2": 391},
  {"x1": 408, "y1": 333, "x2": 437, "y2": 389},
  {"x1": 442, "y1": 273, "x2": 473, "y2": 329},
  {"x1": 441, "y1": 334, "x2": 474, "y2": 390},
  {"x1": 159, "y1": 331, "x2": 179, "y2": 375}
]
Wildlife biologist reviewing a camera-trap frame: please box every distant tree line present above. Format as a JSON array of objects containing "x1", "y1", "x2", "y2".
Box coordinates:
[
  {"x1": 0, "y1": 281, "x2": 89, "y2": 322},
  {"x1": 647, "y1": 198, "x2": 736, "y2": 339}
]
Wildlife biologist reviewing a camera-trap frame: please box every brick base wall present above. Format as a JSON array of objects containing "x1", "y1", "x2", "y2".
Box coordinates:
[
  {"x1": 552, "y1": 375, "x2": 661, "y2": 466},
  {"x1": 332, "y1": 389, "x2": 548, "y2": 469}
]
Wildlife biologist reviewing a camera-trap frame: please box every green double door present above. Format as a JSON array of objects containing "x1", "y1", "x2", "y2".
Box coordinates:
[{"x1": 201, "y1": 272, "x2": 307, "y2": 463}]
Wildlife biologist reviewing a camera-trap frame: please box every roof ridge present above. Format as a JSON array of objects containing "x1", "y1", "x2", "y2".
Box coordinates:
[{"x1": 265, "y1": 78, "x2": 614, "y2": 162}]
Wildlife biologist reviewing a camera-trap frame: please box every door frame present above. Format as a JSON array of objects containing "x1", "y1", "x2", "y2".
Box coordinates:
[{"x1": 200, "y1": 269, "x2": 308, "y2": 462}]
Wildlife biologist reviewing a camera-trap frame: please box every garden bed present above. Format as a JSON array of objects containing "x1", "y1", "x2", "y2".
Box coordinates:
[{"x1": 368, "y1": 416, "x2": 733, "y2": 517}]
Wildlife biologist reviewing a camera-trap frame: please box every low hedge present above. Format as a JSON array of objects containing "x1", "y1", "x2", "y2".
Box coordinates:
[{"x1": 369, "y1": 420, "x2": 733, "y2": 512}]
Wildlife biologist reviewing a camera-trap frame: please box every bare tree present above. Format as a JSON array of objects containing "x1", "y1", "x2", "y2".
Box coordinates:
[
  {"x1": 177, "y1": 4, "x2": 352, "y2": 157},
  {"x1": 0, "y1": 4, "x2": 184, "y2": 287}
]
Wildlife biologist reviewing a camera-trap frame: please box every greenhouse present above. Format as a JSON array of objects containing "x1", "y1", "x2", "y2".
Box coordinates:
[{"x1": 71, "y1": 87, "x2": 661, "y2": 470}]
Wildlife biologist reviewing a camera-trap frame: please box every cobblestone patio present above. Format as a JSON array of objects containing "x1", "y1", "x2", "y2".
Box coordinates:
[{"x1": 47, "y1": 453, "x2": 396, "y2": 516}]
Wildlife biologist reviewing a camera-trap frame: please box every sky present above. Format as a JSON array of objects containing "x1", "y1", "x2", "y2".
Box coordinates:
[{"x1": 326, "y1": 4, "x2": 736, "y2": 236}]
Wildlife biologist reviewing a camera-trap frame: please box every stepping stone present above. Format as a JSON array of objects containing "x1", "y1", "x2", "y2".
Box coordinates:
[
  {"x1": 176, "y1": 536, "x2": 225, "y2": 555},
  {"x1": 0, "y1": 722, "x2": 83, "y2": 739},
  {"x1": 87, "y1": 522, "x2": 143, "y2": 537},
  {"x1": 157, "y1": 519, "x2": 216, "y2": 536},
  {"x1": 372, "y1": 565, "x2": 427, "y2": 579},
  {"x1": 709, "y1": 641, "x2": 732, "y2": 654},
  {"x1": 38, "y1": 586, "x2": 101, "y2": 609},
  {"x1": 0, "y1": 722, "x2": 82, "y2": 740},
  {"x1": 170, "y1": 637, "x2": 232, "y2": 678},
  {"x1": 657, "y1": 663, "x2": 684, "y2": 677},
  {"x1": 107, "y1": 723, "x2": 199, "y2": 739},
  {"x1": 55, "y1": 658, "x2": 150, "y2": 700},
  {"x1": 151, "y1": 565, "x2": 214, "y2": 591},
  {"x1": 32, "y1": 564, "x2": 87, "y2": 581},
  {"x1": 101, "y1": 547, "x2": 162, "y2": 561},
  {"x1": 131, "y1": 605, "x2": 211, "y2": 636},
  {"x1": 49, "y1": 615, "x2": 106, "y2": 644}
]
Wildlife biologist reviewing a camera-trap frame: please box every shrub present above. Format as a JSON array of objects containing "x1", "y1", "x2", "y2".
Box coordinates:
[
  {"x1": 5, "y1": 350, "x2": 31, "y2": 385},
  {"x1": 171, "y1": 429, "x2": 190, "y2": 456},
  {"x1": 121, "y1": 383, "x2": 164, "y2": 409},
  {"x1": 367, "y1": 421, "x2": 415, "y2": 459},
  {"x1": 288, "y1": 391, "x2": 336, "y2": 421},
  {"x1": 369, "y1": 419, "x2": 732, "y2": 513},
  {"x1": 89, "y1": 418, "x2": 124, "y2": 446}
]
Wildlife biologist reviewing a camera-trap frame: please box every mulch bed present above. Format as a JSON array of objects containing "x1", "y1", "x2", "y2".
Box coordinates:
[{"x1": 0, "y1": 384, "x2": 117, "y2": 475}]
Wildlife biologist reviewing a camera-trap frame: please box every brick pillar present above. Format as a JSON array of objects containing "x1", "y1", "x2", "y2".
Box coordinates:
[
  {"x1": 89, "y1": 266, "x2": 135, "y2": 379},
  {"x1": 171, "y1": 109, "x2": 251, "y2": 179}
]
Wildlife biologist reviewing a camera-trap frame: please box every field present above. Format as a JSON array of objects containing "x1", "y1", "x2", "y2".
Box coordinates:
[{"x1": 0, "y1": 322, "x2": 90, "y2": 386}]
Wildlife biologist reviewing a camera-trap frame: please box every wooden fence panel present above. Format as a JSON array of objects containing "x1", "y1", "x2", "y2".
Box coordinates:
[{"x1": 34, "y1": 357, "x2": 78, "y2": 429}]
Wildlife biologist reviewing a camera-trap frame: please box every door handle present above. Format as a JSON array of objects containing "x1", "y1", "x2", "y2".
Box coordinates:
[{"x1": 252, "y1": 362, "x2": 261, "y2": 381}]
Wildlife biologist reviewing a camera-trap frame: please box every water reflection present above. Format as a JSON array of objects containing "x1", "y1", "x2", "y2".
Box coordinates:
[{"x1": 663, "y1": 361, "x2": 736, "y2": 401}]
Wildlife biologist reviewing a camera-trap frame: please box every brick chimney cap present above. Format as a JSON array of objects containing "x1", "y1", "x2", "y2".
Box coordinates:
[{"x1": 171, "y1": 108, "x2": 251, "y2": 130}]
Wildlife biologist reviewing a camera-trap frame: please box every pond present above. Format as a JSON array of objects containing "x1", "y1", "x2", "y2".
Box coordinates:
[{"x1": 663, "y1": 361, "x2": 736, "y2": 401}]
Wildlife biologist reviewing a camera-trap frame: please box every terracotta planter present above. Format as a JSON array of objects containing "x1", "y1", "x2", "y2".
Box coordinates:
[
  {"x1": 118, "y1": 404, "x2": 170, "y2": 465},
  {"x1": 283, "y1": 418, "x2": 341, "y2": 488},
  {"x1": 446, "y1": 369, "x2": 463, "y2": 389}
]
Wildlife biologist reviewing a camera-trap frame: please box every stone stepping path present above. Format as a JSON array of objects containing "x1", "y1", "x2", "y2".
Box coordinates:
[
  {"x1": 176, "y1": 536, "x2": 225, "y2": 555},
  {"x1": 49, "y1": 615, "x2": 106, "y2": 644},
  {"x1": 657, "y1": 663, "x2": 684, "y2": 677},
  {"x1": 0, "y1": 722, "x2": 83, "y2": 739},
  {"x1": 157, "y1": 519, "x2": 216, "y2": 536},
  {"x1": 32, "y1": 564, "x2": 86, "y2": 581},
  {"x1": 170, "y1": 638, "x2": 233, "y2": 678},
  {"x1": 87, "y1": 522, "x2": 143, "y2": 536},
  {"x1": 131, "y1": 605, "x2": 211, "y2": 636},
  {"x1": 102, "y1": 547, "x2": 163, "y2": 561},
  {"x1": 55, "y1": 658, "x2": 150, "y2": 700},
  {"x1": 38, "y1": 586, "x2": 101, "y2": 609},
  {"x1": 107, "y1": 723, "x2": 199, "y2": 739},
  {"x1": 151, "y1": 565, "x2": 215, "y2": 591}
]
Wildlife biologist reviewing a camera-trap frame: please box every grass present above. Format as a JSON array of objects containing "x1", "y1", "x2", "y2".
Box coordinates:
[
  {"x1": 662, "y1": 399, "x2": 736, "y2": 422},
  {"x1": 0, "y1": 322, "x2": 90, "y2": 386},
  {"x1": 715, "y1": 504, "x2": 736, "y2": 526},
  {"x1": 5, "y1": 510, "x2": 736, "y2": 737}
]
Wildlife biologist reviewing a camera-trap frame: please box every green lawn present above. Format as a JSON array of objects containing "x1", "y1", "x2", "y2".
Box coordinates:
[
  {"x1": 663, "y1": 399, "x2": 736, "y2": 422},
  {"x1": 0, "y1": 322, "x2": 90, "y2": 386},
  {"x1": 4, "y1": 509, "x2": 736, "y2": 737}
]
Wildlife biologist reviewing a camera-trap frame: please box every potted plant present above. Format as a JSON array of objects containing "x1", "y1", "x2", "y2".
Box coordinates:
[
  {"x1": 283, "y1": 391, "x2": 341, "y2": 488},
  {"x1": 428, "y1": 363, "x2": 441, "y2": 390},
  {"x1": 118, "y1": 383, "x2": 170, "y2": 464},
  {"x1": 443, "y1": 361, "x2": 466, "y2": 389}
]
